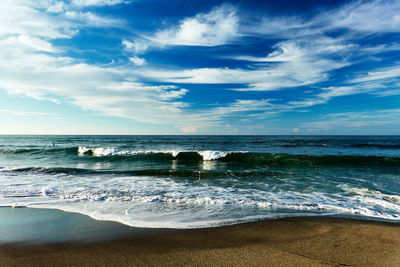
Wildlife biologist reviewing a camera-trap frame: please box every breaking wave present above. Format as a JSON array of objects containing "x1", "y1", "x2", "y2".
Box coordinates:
[
  {"x1": 1, "y1": 146, "x2": 400, "y2": 167},
  {"x1": 77, "y1": 147, "x2": 400, "y2": 166}
]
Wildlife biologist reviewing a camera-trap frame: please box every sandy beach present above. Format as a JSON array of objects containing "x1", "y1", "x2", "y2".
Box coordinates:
[{"x1": 0, "y1": 208, "x2": 399, "y2": 266}]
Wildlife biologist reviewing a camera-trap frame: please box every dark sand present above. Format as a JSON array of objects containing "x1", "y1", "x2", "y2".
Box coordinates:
[{"x1": 1, "y1": 209, "x2": 400, "y2": 266}]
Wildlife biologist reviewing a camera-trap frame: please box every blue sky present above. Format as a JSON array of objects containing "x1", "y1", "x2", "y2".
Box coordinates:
[{"x1": 1, "y1": 0, "x2": 400, "y2": 134}]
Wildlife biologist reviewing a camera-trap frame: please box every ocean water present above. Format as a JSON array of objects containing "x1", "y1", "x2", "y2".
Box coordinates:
[{"x1": 0, "y1": 135, "x2": 399, "y2": 228}]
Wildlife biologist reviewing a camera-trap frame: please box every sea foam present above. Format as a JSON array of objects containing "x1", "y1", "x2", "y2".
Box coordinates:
[
  {"x1": 1, "y1": 173, "x2": 400, "y2": 229},
  {"x1": 78, "y1": 146, "x2": 239, "y2": 160}
]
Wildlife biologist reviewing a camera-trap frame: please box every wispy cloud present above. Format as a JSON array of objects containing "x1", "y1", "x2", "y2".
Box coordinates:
[
  {"x1": 374, "y1": 88, "x2": 400, "y2": 97},
  {"x1": 302, "y1": 109, "x2": 400, "y2": 132},
  {"x1": 71, "y1": 0, "x2": 129, "y2": 7},
  {"x1": 0, "y1": 109, "x2": 56, "y2": 117},
  {"x1": 122, "y1": 39, "x2": 149, "y2": 54},
  {"x1": 64, "y1": 11, "x2": 123, "y2": 27},
  {"x1": 137, "y1": 38, "x2": 349, "y2": 91},
  {"x1": 326, "y1": 0, "x2": 400, "y2": 34},
  {"x1": 351, "y1": 65, "x2": 400, "y2": 83},
  {"x1": 208, "y1": 99, "x2": 274, "y2": 117}
]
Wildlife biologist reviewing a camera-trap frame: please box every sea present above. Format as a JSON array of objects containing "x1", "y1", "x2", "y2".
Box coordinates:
[{"x1": 0, "y1": 135, "x2": 399, "y2": 228}]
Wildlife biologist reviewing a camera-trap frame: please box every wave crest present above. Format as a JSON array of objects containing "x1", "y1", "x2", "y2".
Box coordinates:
[{"x1": 78, "y1": 147, "x2": 233, "y2": 160}]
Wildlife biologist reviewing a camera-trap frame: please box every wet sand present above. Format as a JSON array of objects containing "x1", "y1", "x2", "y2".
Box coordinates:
[{"x1": 0, "y1": 208, "x2": 399, "y2": 266}]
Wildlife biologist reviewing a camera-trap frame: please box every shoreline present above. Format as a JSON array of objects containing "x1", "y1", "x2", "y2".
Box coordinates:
[{"x1": 1, "y1": 208, "x2": 400, "y2": 266}]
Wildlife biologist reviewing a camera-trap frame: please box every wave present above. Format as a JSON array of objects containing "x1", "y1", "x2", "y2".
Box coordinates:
[
  {"x1": 2, "y1": 146, "x2": 400, "y2": 167},
  {"x1": 77, "y1": 147, "x2": 231, "y2": 160},
  {"x1": 0, "y1": 166, "x2": 282, "y2": 179},
  {"x1": 221, "y1": 153, "x2": 400, "y2": 166},
  {"x1": 349, "y1": 143, "x2": 400, "y2": 149},
  {"x1": 75, "y1": 147, "x2": 400, "y2": 166},
  {"x1": 0, "y1": 147, "x2": 78, "y2": 155}
]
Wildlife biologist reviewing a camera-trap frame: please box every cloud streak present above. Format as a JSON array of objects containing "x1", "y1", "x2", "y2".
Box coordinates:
[
  {"x1": 0, "y1": 109, "x2": 56, "y2": 117},
  {"x1": 302, "y1": 109, "x2": 400, "y2": 132}
]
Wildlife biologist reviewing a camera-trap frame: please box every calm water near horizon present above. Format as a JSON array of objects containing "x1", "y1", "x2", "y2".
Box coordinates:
[{"x1": 0, "y1": 135, "x2": 400, "y2": 228}]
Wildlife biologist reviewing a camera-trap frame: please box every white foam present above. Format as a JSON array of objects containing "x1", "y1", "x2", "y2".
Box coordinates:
[
  {"x1": 198, "y1": 150, "x2": 229, "y2": 160},
  {"x1": 77, "y1": 146, "x2": 244, "y2": 160},
  {"x1": 78, "y1": 147, "x2": 122, "y2": 156},
  {"x1": 2, "y1": 171, "x2": 400, "y2": 229},
  {"x1": 339, "y1": 184, "x2": 400, "y2": 203},
  {"x1": 78, "y1": 146, "x2": 90, "y2": 154}
]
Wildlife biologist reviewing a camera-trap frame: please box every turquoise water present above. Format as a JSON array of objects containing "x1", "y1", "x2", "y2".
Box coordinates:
[{"x1": 0, "y1": 135, "x2": 399, "y2": 228}]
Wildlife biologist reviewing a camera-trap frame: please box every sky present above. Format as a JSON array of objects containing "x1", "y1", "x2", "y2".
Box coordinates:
[{"x1": 1, "y1": 0, "x2": 400, "y2": 135}]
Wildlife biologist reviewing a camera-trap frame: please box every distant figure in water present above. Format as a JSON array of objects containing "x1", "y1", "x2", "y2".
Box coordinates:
[
  {"x1": 202, "y1": 145, "x2": 205, "y2": 148},
  {"x1": 53, "y1": 143, "x2": 55, "y2": 146}
]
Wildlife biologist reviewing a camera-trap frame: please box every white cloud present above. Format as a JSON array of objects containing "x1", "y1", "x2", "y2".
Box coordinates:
[
  {"x1": 154, "y1": 4, "x2": 239, "y2": 46},
  {"x1": 318, "y1": 85, "x2": 372, "y2": 100},
  {"x1": 0, "y1": 1, "x2": 73, "y2": 39},
  {"x1": 129, "y1": 56, "x2": 146, "y2": 66},
  {"x1": 122, "y1": 39, "x2": 149, "y2": 54},
  {"x1": 285, "y1": 77, "x2": 400, "y2": 111},
  {"x1": 0, "y1": 0, "x2": 123, "y2": 44},
  {"x1": 71, "y1": 0, "x2": 127, "y2": 7},
  {"x1": 4, "y1": 35, "x2": 58, "y2": 53},
  {"x1": 0, "y1": 54, "x2": 193, "y2": 126},
  {"x1": 121, "y1": 4, "x2": 239, "y2": 60},
  {"x1": 243, "y1": 15, "x2": 310, "y2": 38},
  {"x1": 359, "y1": 43, "x2": 400, "y2": 54},
  {"x1": 327, "y1": 0, "x2": 400, "y2": 33},
  {"x1": 351, "y1": 66, "x2": 400, "y2": 83},
  {"x1": 157, "y1": 88, "x2": 188, "y2": 100},
  {"x1": 374, "y1": 88, "x2": 400, "y2": 97},
  {"x1": 286, "y1": 65, "x2": 400, "y2": 105},
  {"x1": 47, "y1": 1, "x2": 66, "y2": 13},
  {"x1": 287, "y1": 82, "x2": 382, "y2": 109},
  {"x1": 250, "y1": 0, "x2": 400, "y2": 38},
  {"x1": 64, "y1": 11, "x2": 123, "y2": 27}
]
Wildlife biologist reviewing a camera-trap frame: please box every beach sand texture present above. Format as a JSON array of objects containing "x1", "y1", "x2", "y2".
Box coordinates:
[{"x1": 1, "y1": 216, "x2": 399, "y2": 266}]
